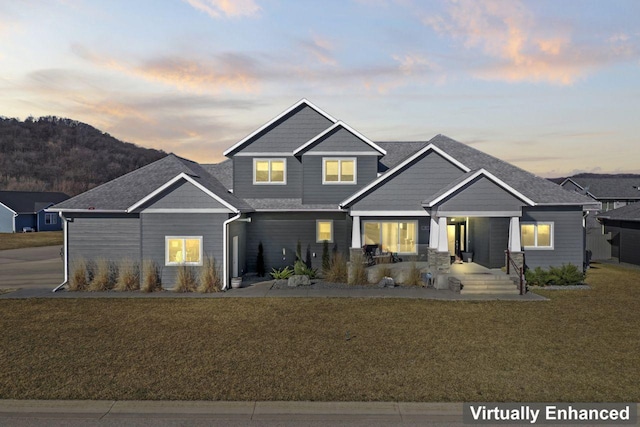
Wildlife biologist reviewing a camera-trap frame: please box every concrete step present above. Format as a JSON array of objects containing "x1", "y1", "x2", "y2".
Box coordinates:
[{"x1": 460, "y1": 279, "x2": 520, "y2": 295}]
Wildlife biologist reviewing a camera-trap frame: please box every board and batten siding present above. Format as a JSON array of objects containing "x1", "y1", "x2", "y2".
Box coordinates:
[
  {"x1": 302, "y1": 156, "x2": 377, "y2": 205},
  {"x1": 245, "y1": 212, "x2": 349, "y2": 272},
  {"x1": 141, "y1": 213, "x2": 227, "y2": 287},
  {"x1": 142, "y1": 180, "x2": 230, "y2": 210},
  {"x1": 436, "y1": 176, "x2": 524, "y2": 214},
  {"x1": 521, "y1": 206, "x2": 584, "y2": 269},
  {"x1": 67, "y1": 214, "x2": 141, "y2": 265},
  {"x1": 232, "y1": 156, "x2": 302, "y2": 199},
  {"x1": 351, "y1": 151, "x2": 466, "y2": 211}
]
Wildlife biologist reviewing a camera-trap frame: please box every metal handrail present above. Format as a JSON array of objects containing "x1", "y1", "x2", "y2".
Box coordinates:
[{"x1": 505, "y1": 250, "x2": 525, "y2": 295}]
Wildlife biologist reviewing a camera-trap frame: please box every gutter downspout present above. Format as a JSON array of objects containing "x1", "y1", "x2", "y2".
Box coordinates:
[
  {"x1": 52, "y1": 213, "x2": 68, "y2": 292},
  {"x1": 12, "y1": 213, "x2": 18, "y2": 233},
  {"x1": 222, "y1": 212, "x2": 241, "y2": 290}
]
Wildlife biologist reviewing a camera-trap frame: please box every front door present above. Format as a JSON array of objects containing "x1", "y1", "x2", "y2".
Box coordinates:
[{"x1": 447, "y1": 222, "x2": 466, "y2": 259}]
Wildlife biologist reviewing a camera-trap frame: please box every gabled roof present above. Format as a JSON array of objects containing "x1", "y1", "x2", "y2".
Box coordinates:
[
  {"x1": 0, "y1": 191, "x2": 69, "y2": 214},
  {"x1": 292, "y1": 121, "x2": 386, "y2": 156},
  {"x1": 202, "y1": 159, "x2": 233, "y2": 191},
  {"x1": 597, "y1": 203, "x2": 640, "y2": 222},
  {"x1": 423, "y1": 169, "x2": 535, "y2": 207},
  {"x1": 223, "y1": 99, "x2": 337, "y2": 157},
  {"x1": 561, "y1": 176, "x2": 640, "y2": 200},
  {"x1": 50, "y1": 154, "x2": 251, "y2": 212}
]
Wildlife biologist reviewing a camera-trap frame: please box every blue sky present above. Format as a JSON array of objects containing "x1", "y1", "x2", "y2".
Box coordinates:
[{"x1": 1, "y1": 0, "x2": 638, "y2": 177}]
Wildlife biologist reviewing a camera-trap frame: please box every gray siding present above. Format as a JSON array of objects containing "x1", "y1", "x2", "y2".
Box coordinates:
[
  {"x1": 143, "y1": 180, "x2": 230, "y2": 210},
  {"x1": 234, "y1": 105, "x2": 333, "y2": 153},
  {"x1": 67, "y1": 214, "x2": 140, "y2": 265},
  {"x1": 351, "y1": 151, "x2": 466, "y2": 211},
  {"x1": 521, "y1": 206, "x2": 584, "y2": 269},
  {"x1": 0, "y1": 205, "x2": 14, "y2": 232},
  {"x1": 468, "y1": 217, "x2": 509, "y2": 268},
  {"x1": 306, "y1": 127, "x2": 379, "y2": 153},
  {"x1": 437, "y1": 176, "x2": 524, "y2": 213},
  {"x1": 302, "y1": 156, "x2": 378, "y2": 205},
  {"x1": 604, "y1": 221, "x2": 640, "y2": 265},
  {"x1": 141, "y1": 213, "x2": 227, "y2": 287},
  {"x1": 245, "y1": 212, "x2": 349, "y2": 272},
  {"x1": 232, "y1": 156, "x2": 302, "y2": 199}
]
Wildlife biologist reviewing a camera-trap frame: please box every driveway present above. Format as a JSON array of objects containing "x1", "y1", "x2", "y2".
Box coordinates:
[{"x1": 0, "y1": 246, "x2": 63, "y2": 289}]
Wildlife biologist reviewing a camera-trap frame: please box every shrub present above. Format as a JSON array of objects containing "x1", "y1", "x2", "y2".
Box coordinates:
[
  {"x1": 198, "y1": 255, "x2": 221, "y2": 293},
  {"x1": 114, "y1": 259, "x2": 140, "y2": 291},
  {"x1": 256, "y1": 242, "x2": 265, "y2": 277},
  {"x1": 548, "y1": 264, "x2": 585, "y2": 286},
  {"x1": 68, "y1": 257, "x2": 88, "y2": 291},
  {"x1": 322, "y1": 240, "x2": 330, "y2": 273},
  {"x1": 305, "y1": 244, "x2": 312, "y2": 269},
  {"x1": 325, "y1": 252, "x2": 348, "y2": 283},
  {"x1": 349, "y1": 252, "x2": 368, "y2": 285},
  {"x1": 141, "y1": 259, "x2": 162, "y2": 293},
  {"x1": 270, "y1": 266, "x2": 294, "y2": 280},
  {"x1": 374, "y1": 265, "x2": 394, "y2": 283},
  {"x1": 88, "y1": 258, "x2": 117, "y2": 291},
  {"x1": 403, "y1": 262, "x2": 423, "y2": 286},
  {"x1": 294, "y1": 259, "x2": 317, "y2": 278},
  {"x1": 525, "y1": 266, "x2": 550, "y2": 287},
  {"x1": 175, "y1": 265, "x2": 198, "y2": 292},
  {"x1": 296, "y1": 240, "x2": 302, "y2": 262}
]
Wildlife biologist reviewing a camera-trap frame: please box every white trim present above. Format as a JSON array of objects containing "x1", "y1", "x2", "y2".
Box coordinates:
[
  {"x1": 322, "y1": 157, "x2": 357, "y2": 185},
  {"x1": 142, "y1": 208, "x2": 233, "y2": 214},
  {"x1": 127, "y1": 172, "x2": 239, "y2": 213},
  {"x1": 316, "y1": 219, "x2": 334, "y2": 243},
  {"x1": 350, "y1": 210, "x2": 430, "y2": 217},
  {"x1": 340, "y1": 143, "x2": 471, "y2": 207},
  {"x1": 351, "y1": 216, "x2": 361, "y2": 248},
  {"x1": 253, "y1": 158, "x2": 287, "y2": 185},
  {"x1": 433, "y1": 210, "x2": 522, "y2": 218},
  {"x1": 293, "y1": 121, "x2": 386, "y2": 156},
  {"x1": 254, "y1": 208, "x2": 342, "y2": 212},
  {"x1": 362, "y1": 220, "x2": 419, "y2": 254},
  {"x1": 233, "y1": 152, "x2": 293, "y2": 157},
  {"x1": 222, "y1": 213, "x2": 241, "y2": 290},
  {"x1": 46, "y1": 208, "x2": 126, "y2": 213},
  {"x1": 53, "y1": 213, "x2": 68, "y2": 292},
  {"x1": 425, "y1": 169, "x2": 535, "y2": 207},
  {"x1": 520, "y1": 221, "x2": 554, "y2": 250},
  {"x1": 165, "y1": 236, "x2": 204, "y2": 266},
  {"x1": 223, "y1": 99, "x2": 337, "y2": 157},
  {"x1": 303, "y1": 151, "x2": 381, "y2": 156}
]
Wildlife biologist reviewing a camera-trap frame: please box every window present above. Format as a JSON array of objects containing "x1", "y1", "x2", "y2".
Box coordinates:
[
  {"x1": 165, "y1": 236, "x2": 203, "y2": 265},
  {"x1": 363, "y1": 221, "x2": 417, "y2": 253},
  {"x1": 44, "y1": 213, "x2": 57, "y2": 225},
  {"x1": 521, "y1": 223, "x2": 553, "y2": 249},
  {"x1": 316, "y1": 220, "x2": 333, "y2": 242},
  {"x1": 323, "y1": 158, "x2": 356, "y2": 184},
  {"x1": 253, "y1": 158, "x2": 286, "y2": 184}
]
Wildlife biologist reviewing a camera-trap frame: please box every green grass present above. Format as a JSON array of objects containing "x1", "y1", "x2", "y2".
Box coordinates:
[
  {"x1": 0, "y1": 263, "x2": 638, "y2": 401},
  {"x1": 0, "y1": 231, "x2": 63, "y2": 251}
]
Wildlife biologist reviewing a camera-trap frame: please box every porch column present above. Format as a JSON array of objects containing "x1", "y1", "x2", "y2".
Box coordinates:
[
  {"x1": 429, "y1": 217, "x2": 439, "y2": 249},
  {"x1": 437, "y1": 216, "x2": 448, "y2": 253},
  {"x1": 508, "y1": 216, "x2": 521, "y2": 252},
  {"x1": 351, "y1": 216, "x2": 361, "y2": 248}
]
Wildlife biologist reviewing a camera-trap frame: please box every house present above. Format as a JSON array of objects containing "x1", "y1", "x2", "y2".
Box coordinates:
[
  {"x1": 0, "y1": 191, "x2": 70, "y2": 233},
  {"x1": 50, "y1": 99, "x2": 596, "y2": 290},
  {"x1": 560, "y1": 176, "x2": 640, "y2": 260},
  {"x1": 597, "y1": 204, "x2": 640, "y2": 265}
]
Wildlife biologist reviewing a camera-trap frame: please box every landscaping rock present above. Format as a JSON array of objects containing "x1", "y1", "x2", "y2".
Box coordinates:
[
  {"x1": 288, "y1": 275, "x2": 311, "y2": 287},
  {"x1": 378, "y1": 277, "x2": 395, "y2": 288},
  {"x1": 448, "y1": 277, "x2": 461, "y2": 293}
]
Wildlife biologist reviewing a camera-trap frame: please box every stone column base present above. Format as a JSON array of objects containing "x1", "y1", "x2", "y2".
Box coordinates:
[{"x1": 506, "y1": 251, "x2": 525, "y2": 277}]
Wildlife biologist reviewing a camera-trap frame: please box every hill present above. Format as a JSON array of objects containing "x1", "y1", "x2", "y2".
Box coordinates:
[
  {"x1": 0, "y1": 116, "x2": 167, "y2": 196},
  {"x1": 549, "y1": 172, "x2": 640, "y2": 185}
]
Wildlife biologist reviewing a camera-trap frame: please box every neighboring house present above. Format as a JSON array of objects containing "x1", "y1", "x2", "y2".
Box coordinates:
[
  {"x1": 597, "y1": 204, "x2": 640, "y2": 265},
  {"x1": 560, "y1": 177, "x2": 640, "y2": 260},
  {"x1": 0, "y1": 191, "x2": 70, "y2": 233},
  {"x1": 51, "y1": 99, "x2": 596, "y2": 289}
]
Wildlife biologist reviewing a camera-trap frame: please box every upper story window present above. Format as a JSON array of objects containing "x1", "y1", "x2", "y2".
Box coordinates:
[
  {"x1": 521, "y1": 222, "x2": 553, "y2": 249},
  {"x1": 323, "y1": 158, "x2": 356, "y2": 184},
  {"x1": 253, "y1": 158, "x2": 286, "y2": 185}
]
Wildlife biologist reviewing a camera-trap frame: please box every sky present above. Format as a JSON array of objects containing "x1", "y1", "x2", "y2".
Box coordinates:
[{"x1": 1, "y1": 0, "x2": 639, "y2": 178}]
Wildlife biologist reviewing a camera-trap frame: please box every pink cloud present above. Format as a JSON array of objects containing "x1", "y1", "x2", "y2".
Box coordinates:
[{"x1": 184, "y1": 0, "x2": 260, "y2": 19}]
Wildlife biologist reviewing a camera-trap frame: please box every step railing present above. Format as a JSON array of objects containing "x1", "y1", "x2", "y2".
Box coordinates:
[{"x1": 505, "y1": 250, "x2": 525, "y2": 295}]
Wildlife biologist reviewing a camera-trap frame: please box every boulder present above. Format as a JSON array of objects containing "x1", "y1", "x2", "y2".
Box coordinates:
[
  {"x1": 378, "y1": 276, "x2": 395, "y2": 288},
  {"x1": 288, "y1": 275, "x2": 311, "y2": 287}
]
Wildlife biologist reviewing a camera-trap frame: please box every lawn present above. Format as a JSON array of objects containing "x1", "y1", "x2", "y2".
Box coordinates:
[
  {"x1": 0, "y1": 231, "x2": 63, "y2": 251},
  {"x1": 0, "y1": 263, "x2": 638, "y2": 402}
]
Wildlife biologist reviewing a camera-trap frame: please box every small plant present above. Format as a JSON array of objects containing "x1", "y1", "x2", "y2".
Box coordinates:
[
  {"x1": 374, "y1": 265, "x2": 394, "y2": 283},
  {"x1": 325, "y1": 252, "x2": 348, "y2": 283},
  {"x1": 141, "y1": 259, "x2": 162, "y2": 292},
  {"x1": 294, "y1": 259, "x2": 317, "y2": 278},
  {"x1": 68, "y1": 257, "x2": 88, "y2": 291},
  {"x1": 322, "y1": 240, "x2": 330, "y2": 273},
  {"x1": 256, "y1": 242, "x2": 265, "y2": 277},
  {"x1": 175, "y1": 264, "x2": 198, "y2": 292},
  {"x1": 270, "y1": 266, "x2": 294, "y2": 280},
  {"x1": 88, "y1": 258, "x2": 117, "y2": 291},
  {"x1": 305, "y1": 244, "x2": 312, "y2": 269},
  {"x1": 114, "y1": 259, "x2": 140, "y2": 291},
  {"x1": 404, "y1": 262, "x2": 423, "y2": 286},
  {"x1": 198, "y1": 255, "x2": 221, "y2": 293},
  {"x1": 296, "y1": 240, "x2": 302, "y2": 262},
  {"x1": 525, "y1": 264, "x2": 585, "y2": 287},
  {"x1": 349, "y1": 252, "x2": 369, "y2": 285}
]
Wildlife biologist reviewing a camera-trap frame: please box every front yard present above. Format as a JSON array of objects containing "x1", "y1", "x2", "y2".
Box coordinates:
[
  {"x1": 0, "y1": 263, "x2": 638, "y2": 401},
  {"x1": 0, "y1": 231, "x2": 63, "y2": 251}
]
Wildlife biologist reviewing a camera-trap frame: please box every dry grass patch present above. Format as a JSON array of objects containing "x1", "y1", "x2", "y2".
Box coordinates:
[
  {"x1": 68, "y1": 257, "x2": 88, "y2": 291},
  {"x1": 0, "y1": 263, "x2": 639, "y2": 402},
  {"x1": 141, "y1": 259, "x2": 162, "y2": 293},
  {"x1": 114, "y1": 259, "x2": 140, "y2": 292},
  {"x1": 174, "y1": 265, "x2": 197, "y2": 292},
  {"x1": 0, "y1": 231, "x2": 63, "y2": 251},
  {"x1": 402, "y1": 262, "x2": 424, "y2": 286},
  {"x1": 325, "y1": 253, "x2": 347, "y2": 283},
  {"x1": 198, "y1": 256, "x2": 221, "y2": 293},
  {"x1": 374, "y1": 265, "x2": 394, "y2": 283},
  {"x1": 348, "y1": 253, "x2": 369, "y2": 285},
  {"x1": 88, "y1": 258, "x2": 117, "y2": 291}
]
